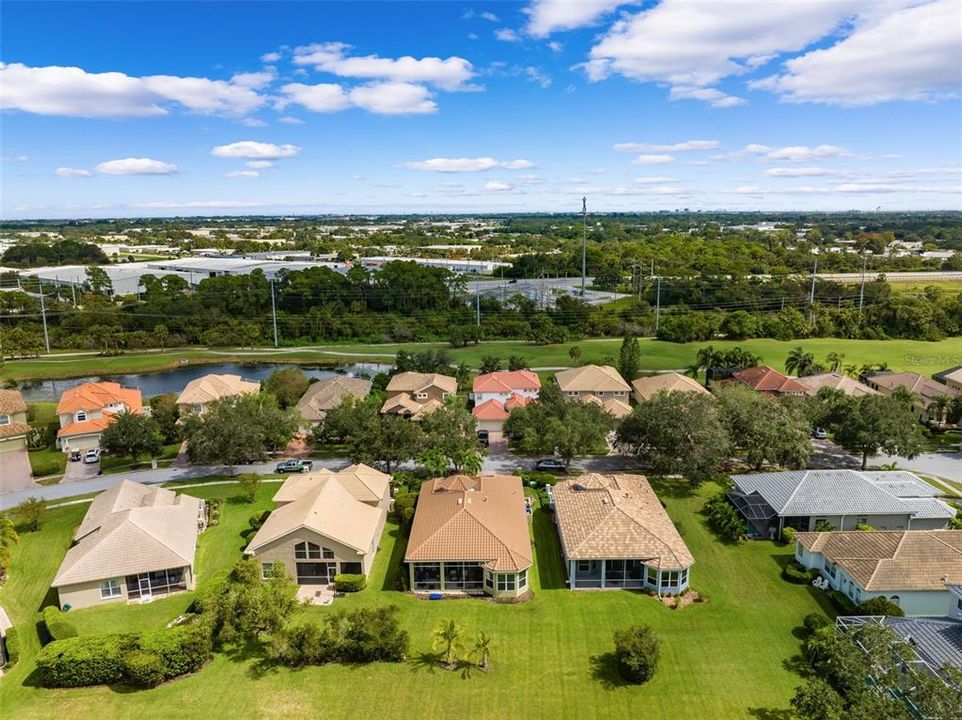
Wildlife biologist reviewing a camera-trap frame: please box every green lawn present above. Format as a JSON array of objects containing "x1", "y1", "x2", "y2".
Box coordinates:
[
  {"x1": 0, "y1": 478, "x2": 829, "y2": 720},
  {"x1": 3, "y1": 336, "x2": 961, "y2": 381}
]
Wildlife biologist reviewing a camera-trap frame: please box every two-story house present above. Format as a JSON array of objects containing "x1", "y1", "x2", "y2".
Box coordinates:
[
  {"x1": 380, "y1": 372, "x2": 458, "y2": 420},
  {"x1": 471, "y1": 370, "x2": 541, "y2": 434},
  {"x1": 0, "y1": 389, "x2": 34, "y2": 494},
  {"x1": 865, "y1": 371, "x2": 960, "y2": 423},
  {"x1": 56, "y1": 381, "x2": 144, "y2": 452},
  {"x1": 554, "y1": 364, "x2": 632, "y2": 419}
]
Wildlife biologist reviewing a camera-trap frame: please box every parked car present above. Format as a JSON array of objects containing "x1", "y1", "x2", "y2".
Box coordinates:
[
  {"x1": 83, "y1": 449, "x2": 100, "y2": 464},
  {"x1": 68, "y1": 450, "x2": 82, "y2": 462},
  {"x1": 275, "y1": 458, "x2": 314, "y2": 474},
  {"x1": 477, "y1": 430, "x2": 489, "y2": 447},
  {"x1": 534, "y1": 458, "x2": 567, "y2": 473},
  {"x1": 811, "y1": 427, "x2": 828, "y2": 440}
]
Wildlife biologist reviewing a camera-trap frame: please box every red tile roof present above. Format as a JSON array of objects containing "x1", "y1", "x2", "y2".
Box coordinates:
[
  {"x1": 472, "y1": 399, "x2": 510, "y2": 420},
  {"x1": 732, "y1": 366, "x2": 807, "y2": 394},
  {"x1": 505, "y1": 394, "x2": 531, "y2": 410},
  {"x1": 472, "y1": 370, "x2": 541, "y2": 394},
  {"x1": 57, "y1": 416, "x2": 114, "y2": 438},
  {"x1": 57, "y1": 382, "x2": 143, "y2": 415}
]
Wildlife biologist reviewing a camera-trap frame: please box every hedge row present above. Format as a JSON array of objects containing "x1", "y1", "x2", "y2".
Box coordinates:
[
  {"x1": 782, "y1": 562, "x2": 821, "y2": 585},
  {"x1": 3, "y1": 627, "x2": 21, "y2": 667},
  {"x1": 35, "y1": 620, "x2": 212, "y2": 688},
  {"x1": 333, "y1": 574, "x2": 366, "y2": 593},
  {"x1": 42, "y1": 606, "x2": 78, "y2": 641}
]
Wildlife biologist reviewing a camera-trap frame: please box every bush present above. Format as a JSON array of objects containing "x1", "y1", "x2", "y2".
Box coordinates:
[
  {"x1": 781, "y1": 527, "x2": 796, "y2": 545},
  {"x1": 855, "y1": 523, "x2": 875, "y2": 532},
  {"x1": 36, "y1": 633, "x2": 136, "y2": 687},
  {"x1": 334, "y1": 574, "x2": 366, "y2": 593},
  {"x1": 4, "y1": 626, "x2": 20, "y2": 667},
  {"x1": 803, "y1": 613, "x2": 831, "y2": 636},
  {"x1": 828, "y1": 591, "x2": 856, "y2": 615},
  {"x1": 248, "y1": 510, "x2": 271, "y2": 531},
  {"x1": 782, "y1": 562, "x2": 821, "y2": 585},
  {"x1": 704, "y1": 493, "x2": 748, "y2": 542},
  {"x1": 853, "y1": 597, "x2": 905, "y2": 617},
  {"x1": 43, "y1": 605, "x2": 78, "y2": 641},
  {"x1": 613, "y1": 625, "x2": 660, "y2": 684},
  {"x1": 124, "y1": 650, "x2": 165, "y2": 688},
  {"x1": 139, "y1": 621, "x2": 212, "y2": 678}
]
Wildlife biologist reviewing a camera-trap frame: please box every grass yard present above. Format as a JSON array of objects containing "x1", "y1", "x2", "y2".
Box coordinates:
[
  {"x1": 2, "y1": 336, "x2": 961, "y2": 382},
  {"x1": 0, "y1": 478, "x2": 829, "y2": 720}
]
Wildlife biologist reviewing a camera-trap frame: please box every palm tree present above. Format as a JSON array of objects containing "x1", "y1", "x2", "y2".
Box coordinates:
[
  {"x1": 0, "y1": 518, "x2": 19, "y2": 577},
  {"x1": 472, "y1": 631, "x2": 493, "y2": 671},
  {"x1": 568, "y1": 346, "x2": 582, "y2": 362},
  {"x1": 825, "y1": 352, "x2": 845, "y2": 372},
  {"x1": 432, "y1": 620, "x2": 463, "y2": 668},
  {"x1": 842, "y1": 363, "x2": 859, "y2": 379},
  {"x1": 785, "y1": 346, "x2": 816, "y2": 377},
  {"x1": 927, "y1": 395, "x2": 952, "y2": 427}
]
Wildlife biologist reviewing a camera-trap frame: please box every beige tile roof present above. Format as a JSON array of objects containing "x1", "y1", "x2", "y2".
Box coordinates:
[
  {"x1": 247, "y1": 474, "x2": 384, "y2": 554},
  {"x1": 868, "y1": 372, "x2": 960, "y2": 405},
  {"x1": 0, "y1": 389, "x2": 28, "y2": 415},
  {"x1": 380, "y1": 394, "x2": 444, "y2": 420},
  {"x1": 75, "y1": 480, "x2": 179, "y2": 541},
  {"x1": 53, "y1": 484, "x2": 200, "y2": 587},
  {"x1": 555, "y1": 365, "x2": 630, "y2": 393},
  {"x1": 175, "y1": 374, "x2": 260, "y2": 406},
  {"x1": 631, "y1": 372, "x2": 712, "y2": 402},
  {"x1": 273, "y1": 464, "x2": 391, "y2": 506},
  {"x1": 796, "y1": 530, "x2": 962, "y2": 591},
  {"x1": 404, "y1": 475, "x2": 533, "y2": 572},
  {"x1": 386, "y1": 372, "x2": 458, "y2": 395},
  {"x1": 795, "y1": 372, "x2": 878, "y2": 398},
  {"x1": 0, "y1": 421, "x2": 31, "y2": 440},
  {"x1": 553, "y1": 474, "x2": 694, "y2": 570},
  {"x1": 294, "y1": 377, "x2": 372, "y2": 422}
]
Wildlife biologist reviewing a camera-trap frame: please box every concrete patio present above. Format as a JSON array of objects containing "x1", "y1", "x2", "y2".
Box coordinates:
[{"x1": 296, "y1": 583, "x2": 335, "y2": 606}]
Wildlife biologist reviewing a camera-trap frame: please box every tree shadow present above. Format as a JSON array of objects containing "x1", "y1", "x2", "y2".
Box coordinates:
[
  {"x1": 36, "y1": 586, "x2": 60, "y2": 613},
  {"x1": 781, "y1": 653, "x2": 812, "y2": 678},
  {"x1": 746, "y1": 708, "x2": 794, "y2": 720},
  {"x1": 226, "y1": 495, "x2": 255, "y2": 506},
  {"x1": 646, "y1": 477, "x2": 697, "y2": 500},
  {"x1": 381, "y1": 527, "x2": 409, "y2": 591},
  {"x1": 588, "y1": 652, "x2": 630, "y2": 690},
  {"x1": 408, "y1": 650, "x2": 444, "y2": 674}
]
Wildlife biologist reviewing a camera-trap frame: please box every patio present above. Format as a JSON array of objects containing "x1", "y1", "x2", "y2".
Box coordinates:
[{"x1": 296, "y1": 583, "x2": 335, "y2": 606}]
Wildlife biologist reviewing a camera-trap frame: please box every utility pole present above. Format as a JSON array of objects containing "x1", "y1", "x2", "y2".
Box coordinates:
[
  {"x1": 70, "y1": 282, "x2": 76, "y2": 307},
  {"x1": 581, "y1": 196, "x2": 587, "y2": 297},
  {"x1": 654, "y1": 276, "x2": 661, "y2": 334},
  {"x1": 808, "y1": 257, "x2": 818, "y2": 324},
  {"x1": 38, "y1": 279, "x2": 50, "y2": 353},
  {"x1": 858, "y1": 251, "x2": 867, "y2": 316},
  {"x1": 269, "y1": 278, "x2": 279, "y2": 348},
  {"x1": 475, "y1": 277, "x2": 480, "y2": 326}
]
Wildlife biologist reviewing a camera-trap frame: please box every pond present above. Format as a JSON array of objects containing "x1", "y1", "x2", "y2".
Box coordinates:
[{"x1": 15, "y1": 361, "x2": 393, "y2": 403}]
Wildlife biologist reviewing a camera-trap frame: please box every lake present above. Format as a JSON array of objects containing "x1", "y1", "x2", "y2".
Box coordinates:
[{"x1": 15, "y1": 361, "x2": 393, "y2": 403}]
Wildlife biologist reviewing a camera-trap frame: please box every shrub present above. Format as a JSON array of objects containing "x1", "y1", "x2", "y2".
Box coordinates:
[
  {"x1": 853, "y1": 597, "x2": 905, "y2": 617},
  {"x1": 139, "y1": 621, "x2": 212, "y2": 678},
  {"x1": 814, "y1": 519, "x2": 837, "y2": 532},
  {"x1": 124, "y1": 650, "x2": 165, "y2": 688},
  {"x1": 43, "y1": 605, "x2": 78, "y2": 641},
  {"x1": 703, "y1": 493, "x2": 748, "y2": 542},
  {"x1": 248, "y1": 510, "x2": 271, "y2": 531},
  {"x1": 334, "y1": 574, "x2": 366, "y2": 593},
  {"x1": 781, "y1": 527, "x2": 796, "y2": 545},
  {"x1": 613, "y1": 625, "x2": 660, "y2": 684},
  {"x1": 4, "y1": 626, "x2": 20, "y2": 667},
  {"x1": 782, "y1": 562, "x2": 820, "y2": 585},
  {"x1": 855, "y1": 523, "x2": 875, "y2": 532},
  {"x1": 828, "y1": 591, "x2": 856, "y2": 615},
  {"x1": 803, "y1": 613, "x2": 831, "y2": 636},
  {"x1": 36, "y1": 633, "x2": 136, "y2": 687}
]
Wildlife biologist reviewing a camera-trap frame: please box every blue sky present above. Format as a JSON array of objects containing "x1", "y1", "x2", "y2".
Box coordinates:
[{"x1": 1, "y1": 0, "x2": 960, "y2": 218}]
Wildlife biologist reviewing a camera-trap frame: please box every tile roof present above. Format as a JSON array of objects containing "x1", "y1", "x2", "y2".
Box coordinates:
[
  {"x1": 56, "y1": 382, "x2": 143, "y2": 415},
  {"x1": 272, "y1": 464, "x2": 391, "y2": 506},
  {"x1": 631, "y1": 372, "x2": 712, "y2": 401},
  {"x1": 75, "y1": 480, "x2": 181, "y2": 540},
  {"x1": 553, "y1": 474, "x2": 694, "y2": 569},
  {"x1": 294, "y1": 377, "x2": 372, "y2": 422},
  {"x1": 472, "y1": 398, "x2": 510, "y2": 421},
  {"x1": 0, "y1": 420, "x2": 31, "y2": 440},
  {"x1": 867, "y1": 371, "x2": 960, "y2": 404},
  {"x1": 731, "y1": 366, "x2": 807, "y2": 394},
  {"x1": 247, "y1": 474, "x2": 384, "y2": 554},
  {"x1": 404, "y1": 475, "x2": 532, "y2": 572},
  {"x1": 56, "y1": 415, "x2": 114, "y2": 438},
  {"x1": 175, "y1": 373, "x2": 260, "y2": 406},
  {"x1": 472, "y1": 370, "x2": 541, "y2": 394},
  {"x1": 0, "y1": 389, "x2": 27, "y2": 415},
  {"x1": 381, "y1": 394, "x2": 444, "y2": 420},
  {"x1": 796, "y1": 530, "x2": 962, "y2": 591},
  {"x1": 580, "y1": 394, "x2": 633, "y2": 418},
  {"x1": 555, "y1": 365, "x2": 631, "y2": 393},
  {"x1": 505, "y1": 394, "x2": 532, "y2": 410},
  {"x1": 795, "y1": 372, "x2": 878, "y2": 398},
  {"x1": 386, "y1": 372, "x2": 458, "y2": 395}
]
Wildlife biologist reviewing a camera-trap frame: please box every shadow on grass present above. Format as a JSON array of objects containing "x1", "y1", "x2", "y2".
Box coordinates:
[
  {"x1": 746, "y1": 708, "x2": 794, "y2": 720},
  {"x1": 531, "y1": 507, "x2": 566, "y2": 590},
  {"x1": 225, "y1": 495, "x2": 255, "y2": 506},
  {"x1": 381, "y1": 527, "x2": 408, "y2": 591},
  {"x1": 588, "y1": 652, "x2": 631, "y2": 690},
  {"x1": 781, "y1": 653, "x2": 811, "y2": 678},
  {"x1": 408, "y1": 650, "x2": 444, "y2": 674},
  {"x1": 646, "y1": 477, "x2": 698, "y2": 500}
]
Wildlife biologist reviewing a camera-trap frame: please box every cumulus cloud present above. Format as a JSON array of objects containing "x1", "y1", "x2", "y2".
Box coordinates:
[
  {"x1": 231, "y1": 69, "x2": 277, "y2": 89},
  {"x1": 525, "y1": 0, "x2": 627, "y2": 37},
  {"x1": 632, "y1": 154, "x2": 674, "y2": 165},
  {"x1": 634, "y1": 176, "x2": 674, "y2": 184},
  {"x1": 715, "y1": 143, "x2": 853, "y2": 162},
  {"x1": 764, "y1": 167, "x2": 841, "y2": 177},
  {"x1": 260, "y1": 51, "x2": 282, "y2": 63},
  {"x1": 277, "y1": 115, "x2": 305, "y2": 124},
  {"x1": 55, "y1": 167, "x2": 92, "y2": 177},
  {"x1": 668, "y1": 86, "x2": 745, "y2": 108},
  {"x1": 226, "y1": 170, "x2": 259, "y2": 178},
  {"x1": 210, "y1": 141, "x2": 302, "y2": 159},
  {"x1": 402, "y1": 157, "x2": 535, "y2": 172},
  {"x1": 495, "y1": 28, "x2": 522, "y2": 43},
  {"x1": 95, "y1": 158, "x2": 178, "y2": 175},
  {"x1": 483, "y1": 181, "x2": 514, "y2": 192},
  {"x1": 349, "y1": 82, "x2": 437, "y2": 114},
  {"x1": 614, "y1": 140, "x2": 720, "y2": 152},
  {"x1": 481, "y1": 11, "x2": 500, "y2": 22},
  {"x1": 277, "y1": 83, "x2": 351, "y2": 112}
]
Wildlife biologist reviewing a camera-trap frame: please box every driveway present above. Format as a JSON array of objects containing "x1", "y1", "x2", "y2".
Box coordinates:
[
  {"x1": 62, "y1": 459, "x2": 101, "y2": 482},
  {"x1": 809, "y1": 438, "x2": 962, "y2": 484}
]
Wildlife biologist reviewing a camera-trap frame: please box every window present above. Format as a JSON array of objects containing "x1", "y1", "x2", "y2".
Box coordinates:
[
  {"x1": 0, "y1": 414, "x2": 9, "y2": 426},
  {"x1": 192, "y1": 403, "x2": 203, "y2": 414},
  {"x1": 825, "y1": 561, "x2": 837, "y2": 579},
  {"x1": 646, "y1": 566, "x2": 658, "y2": 586},
  {"x1": 856, "y1": 516, "x2": 868, "y2": 526},
  {"x1": 322, "y1": 546, "x2": 334, "y2": 559},
  {"x1": 294, "y1": 541, "x2": 323, "y2": 560},
  {"x1": 413, "y1": 563, "x2": 441, "y2": 590},
  {"x1": 415, "y1": 392, "x2": 428, "y2": 400},
  {"x1": 261, "y1": 562, "x2": 275, "y2": 579},
  {"x1": 496, "y1": 574, "x2": 516, "y2": 592},
  {"x1": 76, "y1": 410, "x2": 87, "y2": 422},
  {"x1": 100, "y1": 578, "x2": 122, "y2": 599},
  {"x1": 889, "y1": 595, "x2": 901, "y2": 606},
  {"x1": 340, "y1": 562, "x2": 362, "y2": 575},
  {"x1": 577, "y1": 560, "x2": 592, "y2": 573},
  {"x1": 517, "y1": 569, "x2": 527, "y2": 589},
  {"x1": 680, "y1": 568, "x2": 689, "y2": 586},
  {"x1": 484, "y1": 572, "x2": 494, "y2": 589}
]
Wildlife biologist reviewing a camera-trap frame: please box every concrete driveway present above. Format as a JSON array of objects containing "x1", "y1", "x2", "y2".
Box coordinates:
[{"x1": 62, "y1": 459, "x2": 101, "y2": 482}]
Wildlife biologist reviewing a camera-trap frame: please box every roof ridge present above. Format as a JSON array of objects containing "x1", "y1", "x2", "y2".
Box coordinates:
[
  {"x1": 864, "y1": 531, "x2": 909, "y2": 588},
  {"x1": 127, "y1": 507, "x2": 193, "y2": 561},
  {"x1": 778, "y1": 469, "x2": 810, "y2": 513},
  {"x1": 921, "y1": 530, "x2": 962, "y2": 557}
]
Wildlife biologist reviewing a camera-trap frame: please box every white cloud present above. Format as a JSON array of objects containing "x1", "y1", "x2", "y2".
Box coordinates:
[
  {"x1": 754, "y1": 0, "x2": 961, "y2": 106},
  {"x1": 292, "y1": 42, "x2": 476, "y2": 91},
  {"x1": 402, "y1": 157, "x2": 535, "y2": 172},
  {"x1": 525, "y1": 0, "x2": 627, "y2": 37},
  {"x1": 277, "y1": 115, "x2": 305, "y2": 124},
  {"x1": 278, "y1": 83, "x2": 351, "y2": 112},
  {"x1": 632, "y1": 154, "x2": 674, "y2": 165},
  {"x1": 495, "y1": 28, "x2": 522, "y2": 43},
  {"x1": 138, "y1": 74, "x2": 265, "y2": 116},
  {"x1": 55, "y1": 167, "x2": 92, "y2": 177},
  {"x1": 2, "y1": 154, "x2": 28, "y2": 162},
  {"x1": 481, "y1": 11, "x2": 500, "y2": 22},
  {"x1": 525, "y1": 67, "x2": 552, "y2": 88},
  {"x1": 547, "y1": 41, "x2": 564, "y2": 53},
  {"x1": 95, "y1": 158, "x2": 178, "y2": 175},
  {"x1": 765, "y1": 144, "x2": 852, "y2": 162},
  {"x1": 211, "y1": 141, "x2": 302, "y2": 159},
  {"x1": 483, "y1": 181, "x2": 514, "y2": 192},
  {"x1": 349, "y1": 82, "x2": 437, "y2": 114},
  {"x1": 246, "y1": 160, "x2": 274, "y2": 169},
  {"x1": 260, "y1": 52, "x2": 282, "y2": 63},
  {"x1": 134, "y1": 200, "x2": 260, "y2": 209},
  {"x1": 241, "y1": 118, "x2": 267, "y2": 127},
  {"x1": 226, "y1": 170, "x2": 259, "y2": 178},
  {"x1": 668, "y1": 86, "x2": 745, "y2": 108},
  {"x1": 614, "y1": 139, "x2": 720, "y2": 152},
  {"x1": 764, "y1": 167, "x2": 840, "y2": 177},
  {"x1": 634, "y1": 176, "x2": 674, "y2": 184},
  {"x1": 231, "y1": 68, "x2": 277, "y2": 89}
]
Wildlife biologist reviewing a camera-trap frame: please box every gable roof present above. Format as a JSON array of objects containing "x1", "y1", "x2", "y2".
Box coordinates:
[
  {"x1": 867, "y1": 371, "x2": 960, "y2": 404},
  {"x1": 247, "y1": 475, "x2": 384, "y2": 554},
  {"x1": 580, "y1": 394, "x2": 633, "y2": 418},
  {"x1": 175, "y1": 373, "x2": 260, "y2": 406},
  {"x1": 75, "y1": 479, "x2": 180, "y2": 540},
  {"x1": 940, "y1": 366, "x2": 962, "y2": 384},
  {"x1": 404, "y1": 475, "x2": 532, "y2": 572},
  {"x1": 505, "y1": 394, "x2": 532, "y2": 410},
  {"x1": 56, "y1": 382, "x2": 143, "y2": 415},
  {"x1": 472, "y1": 398, "x2": 510, "y2": 421},
  {"x1": 731, "y1": 366, "x2": 807, "y2": 394},
  {"x1": 796, "y1": 530, "x2": 962, "y2": 591},
  {"x1": 56, "y1": 415, "x2": 115, "y2": 438},
  {"x1": 555, "y1": 365, "x2": 630, "y2": 393},
  {"x1": 553, "y1": 474, "x2": 694, "y2": 569},
  {"x1": 0, "y1": 389, "x2": 27, "y2": 415},
  {"x1": 795, "y1": 372, "x2": 878, "y2": 398},
  {"x1": 294, "y1": 377, "x2": 372, "y2": 422},
  {"x1": 473, "y1": 370, "x2": 541, "y2": 394},
  {"x1": 272, "y1": 464, "x2": 391, "y2": 506},
  {"x1": 386, "y1": 372, "x2": 458, "y2": 395},
  {"x1": 731, "y1": 469, "x2": 953, "y2": 519},
  {"x1": 631, "y1": 372, "x2": 711, "y2": 401}
]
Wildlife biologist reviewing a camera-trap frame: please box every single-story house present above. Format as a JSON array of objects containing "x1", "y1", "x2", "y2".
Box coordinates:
[
  {"x1": 864, "y1": 371, "x2": 960, "y2": 423},
  {"x1": 246, "y1": 473, "x2": 387, "y2": 584},
  {"x1": 555, "y1": 365, "x2": 632, "y2": 419},
  {"x1": 730, "y1": 366, "x2": 807, "y2": 396},
  {"x1": 55, "y1": 381, "x2": 144, "y2": 452},
  {"x1": 795, "y1": 530, "x2": 962, "y2": 616},
  {"x1": 729, "y1": 469, "x2": 956, "y2": 539},
  {"x1": 935, "y1": 366, "x2": 962, "y2": 394},
  {"x1": 404, "y1": 475, "x2": 533, "y2": 598},
  {"x1": 553, "y1": 474, "x2": 694, "y2": 594},
  {"x1": 381, "y1": 371, "x2": 458, "y2": 420},
  {"x1": 795, "y1": 371, "x2": 878, "y2": 398},
  {"x1": 471, "y1": 370, "x2": 541, "y2": 406},
  {"x1": 294, "y1": 376, "x2": 372, "y2": 425},
  {"x1": 631, "y1": 372, "x2": 712, "y2": 403},
  {"x1": 272, "y1": 463, "x2": 392, "y2": 511},
  {"x1": 175, "y1": 373, "x2": 260, "y2": 415},
  {"x1": 52, "y1": 480, "x2": 204, "y2": 609},
  {"x1": 0, "y1": 389, "x2": 35, "y2": 494}
]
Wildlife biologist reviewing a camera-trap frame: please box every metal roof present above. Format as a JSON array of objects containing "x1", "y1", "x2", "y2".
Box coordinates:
[{"x1": 886, "y1": 617, "x2": 962, "y2": 670}]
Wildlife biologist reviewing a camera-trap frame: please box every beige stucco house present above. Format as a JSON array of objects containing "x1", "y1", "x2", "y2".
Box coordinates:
[
  {"x1": 55, "y1": 381, "x2": 144, "y2": 452},
  {"x1": 246, "y1": 473, "x2": 387, "y2": 584},
  {"x1": 631, "y1": 372, "x2": 711, "y2": 404},
  {"x1": 940, "y1": 366, "x2": 962, "y2": 394},
  {"x1": 294, "y1": 376, "x2": 372, "y2": 425},
  {"x1": 175, "y1": 373, "x2": 260, "y2": 416},
  {"x1": 405, "y1": 475, "x2": 533, "y2": 599},
  {"x1": 795, "y1": 371, "x2": 878, "y2": 398},
  {"x1": 555, "y1": 365, "x2": 632, "y2": 418},
  {"x1": 0, "y1": 389, "x2": 34, "y2": 494},
  {"x1": 272, "y1": 463, "x2": 392, "y2": 512},
  {"x1": 865, "y1": 371, "x2": 960, "y2": 423},
  {"x1": 381, "y1": 371, "x2": 457, "y2": 420},
  {"x1": 52, "y1": 480, "x2": 204, "y2": 609}
]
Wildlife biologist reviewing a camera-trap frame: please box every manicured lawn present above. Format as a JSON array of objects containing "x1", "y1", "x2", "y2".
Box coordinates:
[{"x1": 0, "y1": 478, "x2": 829, "y2": 720}]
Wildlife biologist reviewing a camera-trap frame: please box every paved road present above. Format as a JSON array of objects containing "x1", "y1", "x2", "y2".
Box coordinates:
[{"x1": 809, "y1": 438, "x2": 962, "y2": 484}]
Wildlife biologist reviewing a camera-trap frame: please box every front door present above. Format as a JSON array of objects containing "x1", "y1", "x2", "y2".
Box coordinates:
[
  {"x1": 296, "y1": 562, "x2": 336, "y2": 585},
  {"x1": 138, "y1": 573, "x2": 152, "y2": 599}
]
